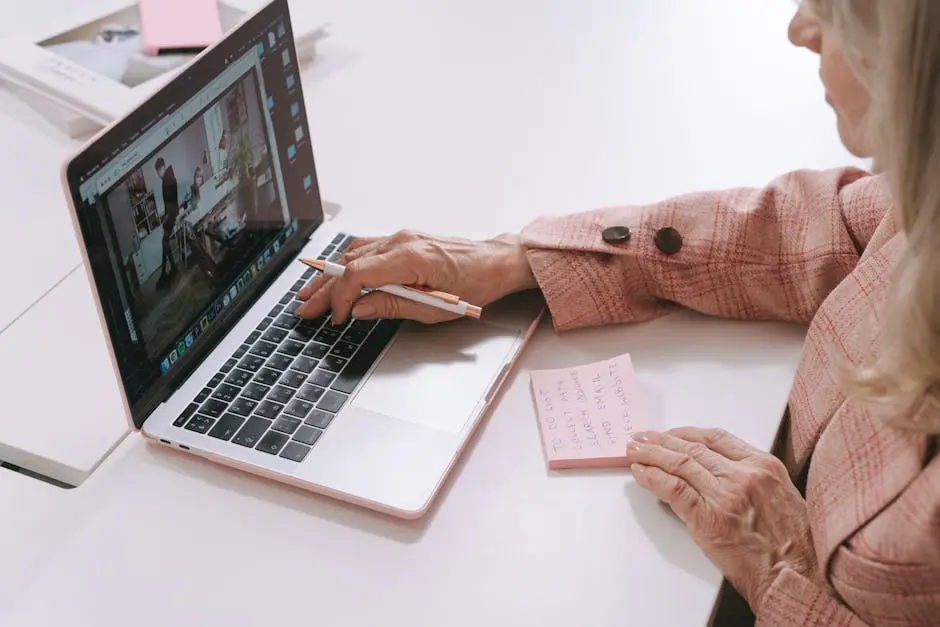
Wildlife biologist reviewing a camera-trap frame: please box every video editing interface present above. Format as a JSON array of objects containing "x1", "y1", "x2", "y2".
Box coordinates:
[{"x1": 74, "y1": 12, "x2": 320, "y2": 407}]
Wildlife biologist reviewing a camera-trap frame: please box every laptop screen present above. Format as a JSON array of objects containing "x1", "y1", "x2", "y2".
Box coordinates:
[{"x1": 65, "y1": 0, "x2": 323, "y2": 422}]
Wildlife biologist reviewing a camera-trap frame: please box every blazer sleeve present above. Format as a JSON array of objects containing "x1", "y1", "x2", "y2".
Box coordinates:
[
  {"x1": 755, "y1": 568, "x2": 870, "y2": 626},
  {"x1": 518, "y1": 167, "x2": 888, "y2": 331}
]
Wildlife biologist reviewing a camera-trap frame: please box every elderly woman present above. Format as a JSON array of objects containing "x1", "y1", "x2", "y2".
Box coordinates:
[{"x1": 297, "y1": 1, "x2": 940, "y2": 624}]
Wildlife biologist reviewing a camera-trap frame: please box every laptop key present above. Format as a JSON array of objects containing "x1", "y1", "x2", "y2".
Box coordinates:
[
  {"x1": 326, "y1": 319, "x2": 350, "y2": 332},
  {"x1": 280, "y1": 370, "x2": 307, "y2": 389},
  {"x1": 220, "y1": 358, "x2": 238, "y2": 373},
  {"x1": 241, "y1": 382, "x2": 270, "y2": 401},
  {"x1": 321, "y1": 355, "x2": 347, "y2": 373},
  {"x1": 200, "y1": 399, "x2": 228, "y2": 418},
  {"x1": 254, "y1": 400, "x2": 284, "y2": 420},
  {"x1": 293, "y1": 426, "x2": 322, "y2": 446},
  {"x1": 255, "y1": 317, "x2": 273, "y2": 332},
  {"x1": 350, "y1": 319, "x2": 376, "y2": 333},
  {"x1": 173, "y1": 403, "x2": 200, "y2": 427},
  {"x1": 267, "y1": 385, "x2": 295, "y2": 405},
  {"x1": 272, "y1": 416, "x2": 301, "y2": 435},
  {"x1": 301, "y1": 343, "x2": 329, "y2": 360},
  {"x1": 283, "y1": 300, "x2": 301, "y2": 315},
  {"x1": 302, "y1": 268, "x2": 315, "y2": 280},
  {"x1": 232, "y1": 417, "x2": 271, "y2": 448},
  {"x1": 246, "y1": 331, "x2": 261, "y2": 344},
  {"x1": 278, "y1": 293, "x2": 293, "y2": 305},
  {"x1": 268, "y1": 305, "x2": 283, "y2": 318},
  {"x1": 257, "y1": 430, "x2": 289, "y2": 455},
  {"x1": 295, "y1": 384, "x2": 325, "y2": 404},
  {"x1": 308, "y1": 314, "x2": 329, "y2": 328},
  {"x1": 331, "y1": 233, "x2": 345, "y2": 245},
  {"x1": 194, "y1": 387, "x2": 211, "y2": 403},
  {"x1": 266, "y1": 353, "x2": 293, "y2": 372},
  {"x1": 332, "y1": 320, "x2": 400, "y2": 394},
  {"x1": 317, "y1": 391, "x2": 348, "y2": 414},
  {"x1": 185, "y1": 415, "x2": 215, "y2": 434},
  {"x1": 291, "y1": 356, "x2": 317, "y2": 374},
  {"x1": 238, "y1": 354, "x2": 266, "y2": 372},
  {"x1": 278, "y1": 339, "x2": 305, "y2": 357},
  {"x1": 249, "y1": 340, "x2": 278, "y2": 358},
  {"x1": 315, "y1": 327, "x2": 340, "y2": 345},
  {"x1": 208, "y1": 413, "x2": 245, "y2": 441},
  {"x1": 342, "y1": 328, "x2": 368, "y2": 344},
  {"x1": 211, "y1": 383, "x2": 241, "y2": 403},
  {"x1": 254, "y1": 368, "x2": 281, "y2": 387},
  {"x1": 207, "y1": 373, "x2": 224, "y2": 388},
  {"x1": 330, "y1": 341, "x2": 358, "y2": 359},
  {"x1": 262, "y1": 327, "x2": 288, "y2": 344},
  {"x1": 233, "y1": 344, "x2": 249, "y2": 359},
  {"x1": 304, "y1": 409, "x2": 334, "y2": 430},
  {"x1": 288, "y1": 326, "x2": 316, "y2": 342},
  {"x1": 290, "y1": 280, "x2": 306, "y2": 292},
  {"x1": 273, "y1": 314, "x2": 299, "y2": 330},
  {"x1": 284, "y1": 398, "x2": 314, "y2": 419},
  {"x1": 224, "y1": 369, "x2": 252, "y2": 387},
  {"x1": 308, "y1": 369, "x2": 336, "y2": 388},
  {"x1": 280, "y1": 441, "x2": 312, "y2": 462},
  {"x1": 229, "y1": 397, "x2": 258, "y2": 417}
]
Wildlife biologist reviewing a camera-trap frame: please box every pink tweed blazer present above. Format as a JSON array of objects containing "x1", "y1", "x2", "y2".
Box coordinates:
[{"x1": 519, "y1": 168, "x2": 940, "y2": 626}]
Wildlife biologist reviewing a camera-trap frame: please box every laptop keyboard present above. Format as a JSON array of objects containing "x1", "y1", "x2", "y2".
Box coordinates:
[{"x1": 171, "y1": 233, "x2": 400, "y2": 463}]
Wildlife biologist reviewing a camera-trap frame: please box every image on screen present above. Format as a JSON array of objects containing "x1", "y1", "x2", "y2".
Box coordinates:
[{"x1": 99, "y1": 65, "x2": 287, "y2": 361}]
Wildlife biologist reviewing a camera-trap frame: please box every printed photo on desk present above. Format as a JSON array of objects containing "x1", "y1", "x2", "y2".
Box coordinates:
[{"x1": 35, "y1": 3, "x2": 248, "y2": 87}]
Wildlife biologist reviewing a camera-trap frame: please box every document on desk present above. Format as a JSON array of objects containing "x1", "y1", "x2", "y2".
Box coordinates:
[{"x1": 530, "y1": 352, "x2": 647, "y2": 470}]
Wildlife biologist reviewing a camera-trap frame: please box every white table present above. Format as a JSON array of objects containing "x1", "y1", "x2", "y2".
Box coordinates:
[{"x1": 0, "y1": 0, "x2": 864, "y2": 624}]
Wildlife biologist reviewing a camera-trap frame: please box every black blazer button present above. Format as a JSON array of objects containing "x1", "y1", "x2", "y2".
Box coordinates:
[
  {"x1": 654, "y1": 227, "x2": 682, "y2": 255},
  {"x1": 602, "y1": 226, "x2": 631, "y2": 244}
]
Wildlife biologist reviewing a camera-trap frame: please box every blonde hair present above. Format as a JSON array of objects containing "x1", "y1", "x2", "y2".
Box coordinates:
[{"x1": 812, "y1": 0, "x2": 940, "y2": 432}]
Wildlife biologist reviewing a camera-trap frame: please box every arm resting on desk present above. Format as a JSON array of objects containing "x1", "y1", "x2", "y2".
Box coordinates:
[{"x1": 519, "y1": 167, "x2": 887, "y2": 331}]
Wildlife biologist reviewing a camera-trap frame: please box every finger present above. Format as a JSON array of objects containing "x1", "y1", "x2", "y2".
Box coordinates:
[
  {"x1": 340, "y1": 237, "x2": 381, "y2": 259},
  {"x1": 350, "y1": 291, "x2": 457, "y2": 324},
  {"x1": 633, "y1": 430, "x2": 728, "y2": 474},
  {"x1": 339, "y1": 239, "x2": 384, "y2": 265},
  {"x1": 297, "y1": 272, "x2": 330, "y2": 300},
  {"x1": 295, "y1": 276, "x2": 337, "y2": 318},
  {"x1": 344, "y1": 236, "x2": 379, "y2": 252},
  {"x1": 664, "y1": 427, "x2": 761, "y2": 462},
  {"x1": 631, "y1": 463, "x2": 701, "y2": 522},
  {"x1": 329, "y1": 252, "x2": 421, "y2": 323},
  {"x1": 626, "y1": 439, "x2": 717, "y2": 494}
]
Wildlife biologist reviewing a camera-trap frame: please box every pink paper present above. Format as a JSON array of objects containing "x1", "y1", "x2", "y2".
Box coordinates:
[{"x1": 530, "y1": 353, "x2": 646, "y2": 470}]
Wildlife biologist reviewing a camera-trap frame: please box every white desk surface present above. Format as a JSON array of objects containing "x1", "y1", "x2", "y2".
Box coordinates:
[{"x1": 0, "y1": 0, "x2": 864, "y2": 625}]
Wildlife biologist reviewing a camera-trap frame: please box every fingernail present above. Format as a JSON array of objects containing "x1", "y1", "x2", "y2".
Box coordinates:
[
  {"x1": 352, "y1": 303, "x2": 375, "y2": 319},
  {"x1": 630, "y1": 463, "x2": 646, "y2": 474},
  {"x1": 631, "y1": 431, "x2": 651, "y2": 443},
  {"x1": 627, "y1": 442, "x2": 643, "y2": 453}
]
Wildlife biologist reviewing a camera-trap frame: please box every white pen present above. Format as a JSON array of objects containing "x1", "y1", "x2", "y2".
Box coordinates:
[{"x1": 299, "y1": 258, "x2": 483, "y2": 319}]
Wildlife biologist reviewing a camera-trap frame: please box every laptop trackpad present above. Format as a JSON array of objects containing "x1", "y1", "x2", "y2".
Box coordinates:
[{"x1": 350, "y1": 319, "x2": 519, "y2": 434}]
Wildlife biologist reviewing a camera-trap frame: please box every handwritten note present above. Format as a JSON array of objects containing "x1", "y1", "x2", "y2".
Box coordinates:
[{"x1": 530, "y1": 353, "x2": 647, "y2": 470}]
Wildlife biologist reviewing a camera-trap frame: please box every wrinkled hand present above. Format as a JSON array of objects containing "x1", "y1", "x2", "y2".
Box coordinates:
[
  {"x1": 625, "y1": 427, "x2": 818, "y2": 611},
  {"x1": 296, "y1": 230, "x2": 537, "y2": 324}
]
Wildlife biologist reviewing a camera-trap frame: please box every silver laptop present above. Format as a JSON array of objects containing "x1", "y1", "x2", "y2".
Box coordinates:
[{"x1": 60, "y1": 0, "x2": 543, "y2": 518}]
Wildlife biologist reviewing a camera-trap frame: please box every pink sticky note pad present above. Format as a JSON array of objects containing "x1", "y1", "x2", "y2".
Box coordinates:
[{"x1": 530, "y1": 353, "x2": 647, "y2": 470}]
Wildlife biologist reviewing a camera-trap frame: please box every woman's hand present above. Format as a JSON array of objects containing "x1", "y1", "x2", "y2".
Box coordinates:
[
  {"x1": 295, "y1": 230, "x2": 538, "y2": 324},
  {"x1": 624, "y1": 427, "x2": 819, "y2": 611}
]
